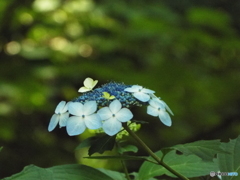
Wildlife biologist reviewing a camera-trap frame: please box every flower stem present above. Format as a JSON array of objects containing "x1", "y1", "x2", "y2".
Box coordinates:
[
  {"x1": 116, "y1": 142, "x2": 132, "y2": 180},
  {"x1": 120, "y1": 159, "x2": 132, "y2": 180},
  {"x1": 123, "y1": 123, "x2": 189, "y2": 180}
]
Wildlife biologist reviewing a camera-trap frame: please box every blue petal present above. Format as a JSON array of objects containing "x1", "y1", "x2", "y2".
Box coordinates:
[
  {"x1": 133, "y1": 92, "x2": 150, "y2": 102},
  {"x1": 149, "y1": 99, "x2": 165, "y2": 109},
  {"x1": 158, "y1": 110, "x2": 172, "y2": 126},
  {"x1": 124, "y1": 85, "x2": 142, "y2": 92},
  {"x1": 55, "y1": 101, "x2": 67, "y2": 114},
  {"x1": 48, "y1": 114, "x2": 59, "y2": 132},
  {"x1": 142, "y1": 88, "x2": 155, "y2": 94},
  {"x1": 115, "y1": 108, "x2": 133, "y2": 122},
  {"x1": 147, "y1": 106, "x2": 159, "y2": 117},
  {"x1": 97, "y1": 107, "x2": 112, "y2": 120},
  {"x1": 164, "y1": 103, "x2": 174, "y2": 116},
  {"x1": 109, "y1": 100, "x2": 122, "y2": 114},
  {"x1": 83, "y1": 101, "x2": 97, "y2": 115},
  {"x1": 102, "y1": 118, "x2": 122, "y2": 136},
  {"x1": 66, "y1": 116, "x2": 86, "y2": 136},
  {"x1": 59, "y1": 112, "x2": 69, "y2": 127},
  {"x1": 84, "y1": 114, "x2": 102, "y2": 129},
  {"x1": 68, "y1": 102, "x2": 84, "y2": 116}
]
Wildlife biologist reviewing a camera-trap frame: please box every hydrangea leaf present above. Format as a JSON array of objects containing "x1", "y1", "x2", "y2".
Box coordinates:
[
  {"x1": 75, "y1": 136, "x2": 98, "y2": 150},
  {"x1": 130, "y1": 172, "x2": 158, "y2": 180},
  {"x1": 139, "y1": 150, "x2": 218, "y2": 179},
  {"x1": 216, "y1": 135, "x2": 240, "y2": 180},
  {"x1": 3, "y1": 164, "x2": 114, "y2": 180},
  {"x1": 97, "y1": 168, "x2": 126, "y2": 180},
  {"x1": 159, "y1": 147, "x2": 173, "y2": 160},
  {"x1": 171, "y1": 139, "x2": 227, "y2": 161},
  {"x1": 117, "y1": 144, "x2": 138, "y2": 154},
  {"x1": 88, "y1": 134, "x2": 116, "y2": 156}
]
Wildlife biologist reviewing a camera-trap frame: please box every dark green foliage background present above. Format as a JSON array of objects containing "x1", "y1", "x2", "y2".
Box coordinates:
[{"x1": 0, "y1": 0, "x2": 240, "y2": 178}]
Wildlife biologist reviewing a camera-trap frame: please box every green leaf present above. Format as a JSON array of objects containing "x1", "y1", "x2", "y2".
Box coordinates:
[
  {"x1": 171, "y1": 139, "x2": 227, "y2": 161},
  {"x1": 3, "y1": 164, "x2": 114, "y2": 180},
  {"x1": 98, "y1": 168, "x2": 127, "y2": 180},
  {"x1": 139, "y1": 150, "x2": 218, "y2": 179},
  {"x1": 117, "y1": 145, "x2": 138, "y2": 154},
  {"x1": 159, "y1": 147, "x2": 173, "y2": 160},
  {"x1": 88, "y1": 134, "x2": 116, "y2": 156},
  {"x1": 75, "y1": 136, "x2": 97, "y2": 150},
  {"x1": 84, "y1": 155, "x2": 148, "y2": 161},
  {"x1": 0, "y1": 147, "x2": 2, "y2": 152},
  {"x1": 217, "y1": 135, "x2": 240, "y2": 180},
  {"x1": 130, "y1": 172, "x2": 158, "y2": 180}
]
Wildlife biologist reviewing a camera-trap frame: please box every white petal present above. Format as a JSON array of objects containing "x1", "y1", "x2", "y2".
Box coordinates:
[
  {"x1": 159, "y1": 110, "x2": 172, "y2": 126},
  {"x1": 59, "y1": 112, "x2": 69, "y2": 127},
  {"x1": 109, "y1": 100, "x2": 122, "y2": 114},
  {"x1": 55, "y1": 101, "x2": 67, "y2": 114},
  {"x1": 84, "y1": 114, "x2": 102, "y2": 129},
  {"x1": 83, "y1": 101, "x2": 97, "y2": 115},
  {"x1": 147, "y1": 106, "x2": 159, "y2": 117},
  {"x1": 84, "y1": 77, "x2": 98, "y2": 89},
  {"x1": 48, "y1": 114, "x2": 59, "y2": 132},
  {"x1": 133, "y1": 92, "x2": 150, "y2": 102},
  {"x1": 97, "y1": 107, "x2": 112, "y2": 120},
  {"x1": 102, "y1": 118, "x2": 122, "y2": 136},
  {"x1": 68, "y1": 102, "x2": 83, "y2": 116},
  {"x1": 66, "y1": 116, "x2": 86, "y2": 136},
  {"x1": 78, "y1": 87, "x2": 91, "y2": 92},
  {"x1": 124, "y1": 85, "x2": 142, "y2": 93},
  {"x1": 142, "y1": 88, "x2": 155, "y2": 94},
  {"x1": 116, "y1": 108, "x2": 133, "y2": 122}
]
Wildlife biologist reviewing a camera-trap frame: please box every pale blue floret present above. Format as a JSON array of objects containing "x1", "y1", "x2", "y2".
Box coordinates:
[
  {"x1": 66, "y1": 101, "x2": 102, "y2": 136},
  {"x1": 147, "y1": 99, "x2": 172, "y2": 126},
  {"x1": 97, "y1": 100, "x2": 133, "y2": 136},
  {"x1": 48, "y1": 101, "x2": 69, "y2": 132},
  {"x1": 124, "y1": 85, "x2": 155, "y2": 102},
  {"x1": 150, "y1": 94, "x2": 174, "y2": 116}
]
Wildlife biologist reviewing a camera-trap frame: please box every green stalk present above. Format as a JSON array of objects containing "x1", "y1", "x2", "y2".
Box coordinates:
[
  {"x1": 123, "y1": 123, "x2": 189, "y2": 180},
  {"x1": 116, "y1": 142, "x2": 132, "y2": 180},
  {"x1": 120, "y1": 159, "x2": 132, "y2": 180}
]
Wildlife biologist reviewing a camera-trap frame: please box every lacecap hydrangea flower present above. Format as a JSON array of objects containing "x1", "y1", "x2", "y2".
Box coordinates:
[
  {"x1": 48, "y1": 101, "x2": 69, "y2": 132},
  {"x1": 48, "y1": 77, "x2": 173, "y2": 136}
]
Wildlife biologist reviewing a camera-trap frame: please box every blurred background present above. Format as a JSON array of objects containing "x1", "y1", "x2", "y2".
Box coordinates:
[{"x1": 0, "y1": 0, "x2": 240, "y2": 178}]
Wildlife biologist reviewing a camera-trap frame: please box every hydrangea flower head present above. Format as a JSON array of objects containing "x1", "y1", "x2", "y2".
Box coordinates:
[
  {"x1": 48, "y1": 101, "x2": 69, "y2": 132},
  {"x1": 48, "y1": 78, "x2": 173, "y2": 137}
]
